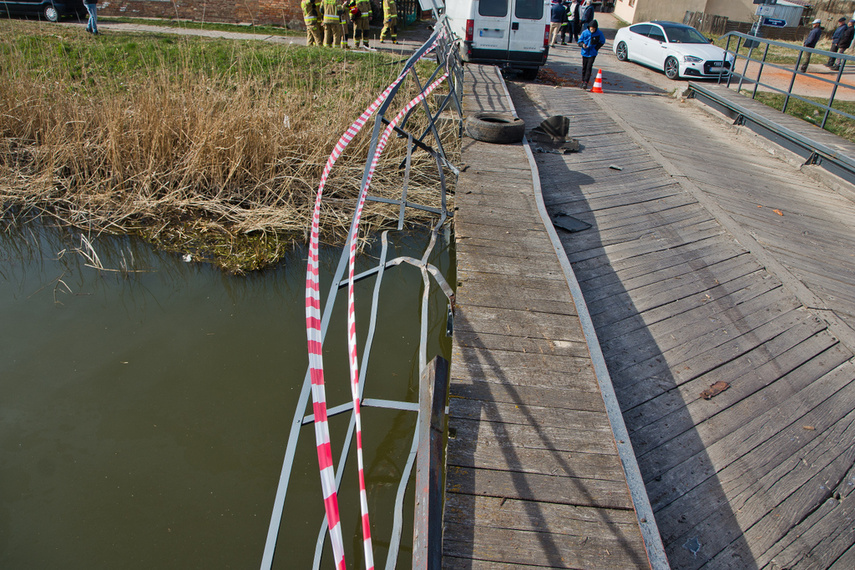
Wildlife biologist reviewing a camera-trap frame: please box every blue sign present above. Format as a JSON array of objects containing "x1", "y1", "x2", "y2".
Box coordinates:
[{"x1": 762, "y1": 17, "x2": 787, "y2": 27}]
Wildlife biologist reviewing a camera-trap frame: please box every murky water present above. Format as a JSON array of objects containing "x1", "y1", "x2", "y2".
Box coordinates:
[{"x1": 0, "y1": 220, "x2": 453, "y2": 569}]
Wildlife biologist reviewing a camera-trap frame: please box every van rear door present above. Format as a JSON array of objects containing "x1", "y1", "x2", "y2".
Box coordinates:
[
  {"x1": 468, "y1": 0, "x2": 548, "y2": 69},
  {"x1": 507, "y1": 0, "x2": 547, "y2": 67},
  {"x1": 470, "y1": 0, "x2": 511, "y2": 62}
]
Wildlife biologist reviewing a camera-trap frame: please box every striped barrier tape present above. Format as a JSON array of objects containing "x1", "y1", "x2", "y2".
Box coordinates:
[
  {"x1": 343, "y1": 69, "x2": 450, "y2": 570},
  {"x1": 305, "y1": 35, "x2": 441, "y2": 570}
]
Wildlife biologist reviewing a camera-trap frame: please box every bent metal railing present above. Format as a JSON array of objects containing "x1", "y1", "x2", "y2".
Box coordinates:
[
  {"x1": 719, "y1": 31, "x2": 855, "y2": 130},
  {"x1": 260, "y1": 13, "x2": 463, "y2": 570}
]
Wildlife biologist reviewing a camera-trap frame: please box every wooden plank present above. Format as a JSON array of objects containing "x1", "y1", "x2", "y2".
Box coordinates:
[
  {"x1": 442, "y1": 521, "x2": 648, "y2": 569},
  {"x1": 452, "y1": 330, "x2": 589, "y2": 359},
  {"x1": 446, "y1": 414, "x2": 612, "y2": 454},
  {"x1": 447, "y1": 398, "x2": 611, "y2": 434},
  {"x1": 455, "y1": 272, "x2": 576, "y2": 312},
  {"x1": 446, "y1": 465, "x2": 635, "y2": 510},
  {"x1": 447, "y1": 435, "x2": 624, "y2": 481},
  {"x1": 444, "y1": 494, "x2": 639, "y2": 536},
  {"x1": 450, "y1": 345, "x2": 598, "y2": 391},
  {"x1": 453, "y1": 306, "x2": 585, "y2": 343}
]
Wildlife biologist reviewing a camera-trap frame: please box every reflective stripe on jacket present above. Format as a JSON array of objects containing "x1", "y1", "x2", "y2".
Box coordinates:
[{"x1": 323, "y1": 0, "x2": 340, "y2": 23}]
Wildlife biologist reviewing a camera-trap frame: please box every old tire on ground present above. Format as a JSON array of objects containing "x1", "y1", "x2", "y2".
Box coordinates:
[{"x1": 465, "y1": 112, "x2": 525, "y2": 144}]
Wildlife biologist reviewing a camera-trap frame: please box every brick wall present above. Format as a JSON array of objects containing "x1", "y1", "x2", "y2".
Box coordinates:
[{"x1": 99, "y1": 0, "x2": 305, "y2": 29}]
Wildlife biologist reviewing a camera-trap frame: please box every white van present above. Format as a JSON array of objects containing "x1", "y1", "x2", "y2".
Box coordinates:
[{"x1": 443, "y1": 0, "x2": 551, "y2": 79}]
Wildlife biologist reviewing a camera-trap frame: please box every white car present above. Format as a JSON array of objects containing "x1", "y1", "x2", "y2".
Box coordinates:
[{"x1": 613, "y1": 21, "x2": 735, "y2": 80}]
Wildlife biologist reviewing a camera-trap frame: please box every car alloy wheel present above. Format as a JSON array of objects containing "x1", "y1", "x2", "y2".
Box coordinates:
[
  {"x1": 664, "y1": 56, "x2": 680, "y2": 80},
  {"x1": 44, "y1": 4, "x2": 59, "y2": 21},
  {"x1": 616, "y1": 41, "x2": 628, "y2": 62}
]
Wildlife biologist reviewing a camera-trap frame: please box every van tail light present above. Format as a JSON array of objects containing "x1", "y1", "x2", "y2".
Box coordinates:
[
  {"x1": 543, "y1": 25, "x2": 550, "y2": 47},
  {"x1": 465, "y1": 19, "x2": 474, "y2": 42}
]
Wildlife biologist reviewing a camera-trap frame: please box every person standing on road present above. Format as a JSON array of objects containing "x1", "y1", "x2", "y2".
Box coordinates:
[
  {"x1": 800, "y1": 18, "x2": 823, "y2": 73},
  {"x1": 578, "y1": 19, "x2": 605, "y2": 89},
  {"x1": 322, "y1": 0, "x2": 343, "y2": 47},
  {"x1": 829, "y1": 19, "x2": 854, "y2": 69},
  {"x1": 566, "y1": 0, "x2": 580, "y2": 44},
  {"x1": 550, "y1": 0, "x2": 567, "y2": 46},
  {"x1": 302, "y1": 0, "x2": 324, "y2": 46},
  {"x1": 826, "y1": 17, "x2": 848, "y2": 68},
  {"x1": 84, "y1": 0, "x2": 98, "y2": 35},
  {"x1": 579, "y1": 0, "x2": 594, "y2": 31},
  {"x1": 380, "y1": 0, "x2": 398, "y2": 44}
]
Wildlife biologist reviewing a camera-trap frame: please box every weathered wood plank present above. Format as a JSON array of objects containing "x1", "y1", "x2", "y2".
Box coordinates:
[
  {"x1": 445, "y1": 494, "x2": 638, "y2": 536},
  {"x1": 446, "y1": 465, "x2": 635, "y2": 510},
  {"x1": 446, "y1": 414, "x2": 612, "y2": 454},
  {"x1": 448, "y1": 397, "x2": 611, "y2": 433},
  {"x1": 442, "y1": 521, "x2": 648, "y2": 569}
]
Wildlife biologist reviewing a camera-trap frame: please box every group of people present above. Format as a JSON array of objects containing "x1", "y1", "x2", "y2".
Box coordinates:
[
  {"x1": 302, "y1": 0, "x2": 399, "y2": 48},
  {"x1": 550, "y1": 0, "x2": 606, "y2": 89},
  {"x1": 549, "y1": 0, "x2": 594, "y2": 47},
  {"x1": 802, "y1": 16, "x2": 855, "y2": 72}
]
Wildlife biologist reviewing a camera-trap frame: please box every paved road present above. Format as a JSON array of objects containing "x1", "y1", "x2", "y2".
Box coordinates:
[{"x1": 542, "y1": 13, "x2": 855, "y2": 101}]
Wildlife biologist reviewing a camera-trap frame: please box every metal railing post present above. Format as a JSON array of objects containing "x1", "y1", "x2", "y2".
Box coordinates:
[{"x1": 413, "y1": 356, "x2": 449, "y2": 570}]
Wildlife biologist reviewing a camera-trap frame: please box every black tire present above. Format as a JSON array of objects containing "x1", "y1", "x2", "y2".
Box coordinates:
[
  {"x1": 43, "y1": 3, "x2": 59, "y2": 22},
  {"x1": 520, "y1": 67, "x2": 539, "y2": 81},
  {"x1": 664, "y1": 56, "x2": 680, "y2": 80},
  {"x1": 465, "y1": 112, "x2": 525, "y2": 144},
  {"x1": 616, "y1": 41, "x2": 628, "y2": 62}
]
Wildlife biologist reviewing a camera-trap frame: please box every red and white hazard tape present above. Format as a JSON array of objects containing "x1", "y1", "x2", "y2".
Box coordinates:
[
  {"x1": 344, "y1": 69, "x2": 450, "y2": 570},
  {"x1": 304, "y1": 36, "x2": 442, "y2": 570}
]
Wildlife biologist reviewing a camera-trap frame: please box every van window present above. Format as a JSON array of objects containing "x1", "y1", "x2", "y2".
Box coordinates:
[
  {"x1": 479, "y1": 0, "x2": 508, "y2": 17},
  {"x1": 514, "y1": 0, "x2": 543, "y2": 19}
]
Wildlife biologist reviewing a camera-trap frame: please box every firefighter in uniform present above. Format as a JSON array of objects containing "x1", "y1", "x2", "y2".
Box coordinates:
[
  {"x1": 338, "y1": 0, "x2": 350, "y2": 48},
  {"x1": 379, "y1": 0, "x2": 397, "y2": 44},
  {"x1": 350, "y1": 0, "x2": 372, "y2": 48},
  {"x1": 322, "y1": 0, "x2": 342, "y2": 47},
  {"x1": 302, "y1": 0, "x2": 323, "y2": 46}
]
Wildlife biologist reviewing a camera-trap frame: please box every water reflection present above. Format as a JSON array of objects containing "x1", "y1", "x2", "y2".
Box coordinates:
[{"x1": 0, "y1": 219, "x2": 453, "y2": 569}]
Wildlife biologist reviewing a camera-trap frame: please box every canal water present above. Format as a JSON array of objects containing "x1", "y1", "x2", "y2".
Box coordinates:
[{"x1": 0, "y1": 219, "x2": 453, "y2": 569}]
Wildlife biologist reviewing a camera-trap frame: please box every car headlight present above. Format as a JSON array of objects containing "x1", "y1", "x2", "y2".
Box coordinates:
[{"x1": 683, "y1": 55, "x2": 703, "y2": 63}]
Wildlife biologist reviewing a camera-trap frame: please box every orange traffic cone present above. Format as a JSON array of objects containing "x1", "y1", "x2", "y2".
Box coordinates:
[{"x1": 591, "y1": 69, "x2": 604, "y2": 93}]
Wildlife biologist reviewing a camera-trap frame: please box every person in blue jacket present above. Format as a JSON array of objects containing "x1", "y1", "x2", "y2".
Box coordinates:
[
  {"x1": 800, "y1": 18, "x2": 823, "y2": 72},
  {"x1": 578, "y1": 19, "x2": 606, "y2": 89}
]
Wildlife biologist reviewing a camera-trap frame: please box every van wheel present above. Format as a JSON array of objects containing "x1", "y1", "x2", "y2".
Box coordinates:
[
  {"x1": 44, "y1": 4, "x2": 59, "y2": 22},
  {"x1": 465, "y1": 112, "x2": 525, "y2": 144},
  {"x1": 520, "y1": 67, "x2": 539, "y2": 81}
]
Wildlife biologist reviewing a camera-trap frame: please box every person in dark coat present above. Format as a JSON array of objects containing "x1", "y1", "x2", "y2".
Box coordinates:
[
  {"x1": 566, "y1": 0, "x2": 581, "y2": 43},
  {"x1": 800, "y1": 18, "x2": 823, "y2": 72},
  {"x1": 550, "y1": 0, "x2": 567, "y2": 46},
  {"x1": 826, "y1": 17, "x2": 848, "y2": 67},
  {"x1": 828, "y1": 18, "x2": 855, "y2": 69},
  {"x1": 579, "y1": 0, "x2": 594, "y2": 30}
]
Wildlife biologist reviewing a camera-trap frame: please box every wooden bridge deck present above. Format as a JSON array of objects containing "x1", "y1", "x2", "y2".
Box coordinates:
[
  {"x1": 507, "y1": 72, "x2": 855, "y2": 569},
  {"x1": 442, "y1": 65, "x2": 652, "y2": 569}
]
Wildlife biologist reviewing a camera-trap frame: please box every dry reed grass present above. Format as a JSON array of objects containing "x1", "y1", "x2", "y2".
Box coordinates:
[{"x1": 0, "y1": 20, "x2": 459, "y2": 271}]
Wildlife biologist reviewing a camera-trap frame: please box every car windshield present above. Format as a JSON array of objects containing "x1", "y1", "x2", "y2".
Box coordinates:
[{"x1": 661, "y1": 25, "x2": 709, "y2": 44}]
